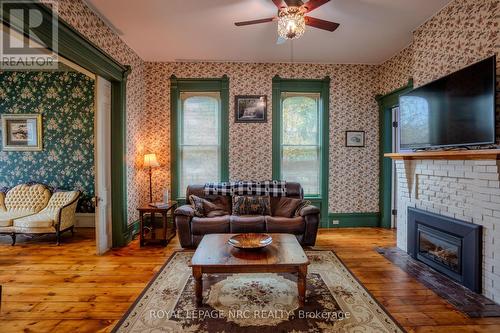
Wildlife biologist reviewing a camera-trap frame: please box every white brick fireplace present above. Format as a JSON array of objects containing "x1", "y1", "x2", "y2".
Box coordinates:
[{"x1": 395, "y1": 159, "x2": 500, "y2": 302}]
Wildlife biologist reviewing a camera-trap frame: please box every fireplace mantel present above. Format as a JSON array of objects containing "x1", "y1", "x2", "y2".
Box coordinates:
[{"x1": 384, "y1": 149, "x2": 500, "y2": 161}]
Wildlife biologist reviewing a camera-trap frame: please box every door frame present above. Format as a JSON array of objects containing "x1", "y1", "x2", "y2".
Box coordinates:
[
  {"x1": 95, "y1": 76, "x2": 113, "y2": 254},
  {"x1": 376, "y1": 79, "x2": 413, "y2": 229},
  {"x1": 0, "y1": 2, "x2": 132, "y2": 246}
]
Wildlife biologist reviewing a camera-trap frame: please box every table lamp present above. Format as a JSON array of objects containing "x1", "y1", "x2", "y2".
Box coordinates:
[{"x1": 144, "y1": 153, "x2": 160, "y2": 204}]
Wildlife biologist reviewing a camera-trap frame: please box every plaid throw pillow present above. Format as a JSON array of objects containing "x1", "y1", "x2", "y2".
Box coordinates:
[{"x1": 232, "y1": 195, "x2": 271, "y2": 216}]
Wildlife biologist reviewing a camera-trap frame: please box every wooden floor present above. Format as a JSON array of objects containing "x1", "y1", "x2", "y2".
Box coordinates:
[{"x1": 1, "y1": 228, "x2": 500, "y2": 333}]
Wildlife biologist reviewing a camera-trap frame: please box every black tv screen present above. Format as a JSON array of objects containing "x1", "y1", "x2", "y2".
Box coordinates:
[{"x1": 399, "y1": 56, "x2": 496, "y2": 150}]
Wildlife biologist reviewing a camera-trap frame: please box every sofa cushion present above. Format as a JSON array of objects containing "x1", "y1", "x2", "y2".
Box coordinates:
[
  {"x1": 191, "y1": 215, "x2": 230, "y2": 235},
  {"x1": 230, "y1": 215, "x2": 266, "y2": 233},
  {"x1": 273, "y1": 197, "x2": 304, "y2": 218},
  {"x1": 189, "y1": 195, "x2": 230, "y2": 217},
  {"x1": 294, "y1": 200, "x2": 312, "y2": 217},
  {"x1": 265, "y1": 216, "x2": 305, "y2": 235},
  {"x1": 232, "y1": 195, "x2": 271, "y2": 216},
  {"x1": 14, "y1": 212, "x2": 55, "y2": 228},
  {"x1": 0, "y1": 211, "x2": 34, "y2": 227}
]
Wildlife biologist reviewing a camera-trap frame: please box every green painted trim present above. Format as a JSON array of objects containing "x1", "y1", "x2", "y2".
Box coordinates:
[
  {"x1": 376, "y1": 79, "x2": 413, "y2": 229},
  {"x1": 328, "y1": 212, "x2": 380, "y2": 228},
  {"x1": 1, "y1": 2, "x2": 131, "y2": 247},
  {"x1": 272, "y1": 76, "x2": 330, "y2": 226},
  {"x1": 170, "y1": 75, "x2": 230, "y2": 201}
]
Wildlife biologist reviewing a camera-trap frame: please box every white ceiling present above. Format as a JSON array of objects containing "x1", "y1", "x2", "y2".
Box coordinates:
[{"x1": 85, "y1": 0, "x2": 452, "y2": 64}]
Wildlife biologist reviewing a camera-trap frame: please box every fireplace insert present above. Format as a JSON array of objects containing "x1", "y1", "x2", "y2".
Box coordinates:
[{"x1": 408, "y1": 207, "x2": 482, "y2": 293}]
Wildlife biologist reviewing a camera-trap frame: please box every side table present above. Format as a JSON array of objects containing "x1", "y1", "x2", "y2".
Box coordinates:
[{"x1": 137, "y1": 201, "x2": 177, "y2": 247}]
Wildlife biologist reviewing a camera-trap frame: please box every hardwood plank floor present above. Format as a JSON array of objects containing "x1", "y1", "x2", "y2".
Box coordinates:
[{"x1": 1, "y1": 228, "x2": 499, "y2": 332}]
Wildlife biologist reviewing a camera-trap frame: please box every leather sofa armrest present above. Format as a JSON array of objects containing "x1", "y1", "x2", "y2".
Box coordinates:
[
  {"x1": 300, "y1": 205, "x2": 320, "y2": 246},
  {"x1": 174, "y1": 205, "x2": 195, "y2": 217},
  {"x1": 299, "y1": 205, "x2": 320, "y2": 217},
  {"x1": 174, "y1": 205, "x2": 194, "y2": 247}
]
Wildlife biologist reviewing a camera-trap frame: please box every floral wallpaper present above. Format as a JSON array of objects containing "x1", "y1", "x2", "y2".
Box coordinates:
[
  {"x1": 34, "y1": 0, "x2": 497, "y2": 222},
  {"x1": 377, "y1": 0, "x2": 499, "y2": 142},
  {"x1": 144, "y1": 62, "x2": 381, "y2": 213},
  {"x1": 0, "y1": 71, "x2": 95, "y2": 212},
  {"x1": 42, "y1": 0, "x2": 148, "y2": 223}
]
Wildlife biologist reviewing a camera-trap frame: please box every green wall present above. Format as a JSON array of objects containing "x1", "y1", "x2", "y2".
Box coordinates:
[{"x1": 0, "y1": 71, "x2": 95, "y2": 212}]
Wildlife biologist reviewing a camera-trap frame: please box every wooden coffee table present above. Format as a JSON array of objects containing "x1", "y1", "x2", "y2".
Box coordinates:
[{"x1": 190, "y1": 233, "x2": 310, "y2": 306}]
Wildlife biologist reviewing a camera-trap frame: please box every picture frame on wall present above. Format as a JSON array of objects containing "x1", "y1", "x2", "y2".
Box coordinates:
[
  {"x1": 235, "y1": 95, "x2": 267, "y2": 123},
  {"x1": 345, "y1": 130, "x2": 365, "y2": 147},
  {"x1": 1, "y1": 114, "x2": 43, "y2": 151}
]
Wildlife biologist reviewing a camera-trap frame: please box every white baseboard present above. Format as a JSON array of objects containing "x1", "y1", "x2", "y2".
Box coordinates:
[{"x1": 76, "y1": 213, "x2": 95, "y2": 228}]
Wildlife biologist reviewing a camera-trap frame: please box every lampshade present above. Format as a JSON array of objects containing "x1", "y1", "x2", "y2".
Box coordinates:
[{"x1": 143, "y1": 153, "x2": 160, "y2": 168}]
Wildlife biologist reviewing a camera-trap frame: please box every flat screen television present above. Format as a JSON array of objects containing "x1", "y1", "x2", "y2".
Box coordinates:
[{"x1": 399, "y1": 56, "x2": 496, "y2": 150}]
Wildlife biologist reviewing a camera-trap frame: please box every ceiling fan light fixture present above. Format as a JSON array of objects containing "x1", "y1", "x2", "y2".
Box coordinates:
[{"x1": 277, "y1": 7, "x2": 305, "y2": 40}]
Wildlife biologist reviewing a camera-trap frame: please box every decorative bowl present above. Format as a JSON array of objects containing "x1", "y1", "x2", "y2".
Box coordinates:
[{"x1": 228, "y1": 233, "x2": 273, "y2": 250}]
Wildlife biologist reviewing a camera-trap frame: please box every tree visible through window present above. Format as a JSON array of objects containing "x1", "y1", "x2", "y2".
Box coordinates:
[
  {"x1": 281, "y1": 92, "x2": 321, "y2": 195},
  {"x1": 179, "y1": 92, "x2": 221, "y2": 197}
]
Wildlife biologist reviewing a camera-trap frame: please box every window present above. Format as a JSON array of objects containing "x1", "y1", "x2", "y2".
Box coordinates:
[
  {"x1": 170, "y1": 76, "x2": 229, "y2": 199},
  {"x1": 179, "y1": 92, "x2": 221, "y2": 195},
  {"x1": 281, "y1": 92, "x2": 321, "y2": 195},
  {"x1": 272, "y1": 77, "x2": 329, "y2": 224}
]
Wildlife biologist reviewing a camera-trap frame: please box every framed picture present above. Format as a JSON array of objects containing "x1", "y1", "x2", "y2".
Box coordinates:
[
  {"x1": 1, "y1": 114, "x2": 42, "y2": 151},
  {"x1": 235, "y1": 95, "x2": 267, "y2": 123},
  {"x1": 345, "y1": 130, "x2": 365, "y2": 147}
]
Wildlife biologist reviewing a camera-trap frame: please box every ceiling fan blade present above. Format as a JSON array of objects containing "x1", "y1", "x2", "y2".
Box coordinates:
[
  {"x1": 302, "y1": 0, "x2": 330, "y2": 13},
  {"x1": 235, "y1": 17, "x2": 276, "y2": 26},
  {"x1": 276, "y1": 36, "x2": 287, "y2": 45},
  {"x1": 271, "y1": 0, "x2": 287, "y2": 9},
  {"x1": 305, "y1": 16, "x2": 339, "y2": 31},
  {"x1": 284, "y1": 0, "x2": 304, "y2": 7}
]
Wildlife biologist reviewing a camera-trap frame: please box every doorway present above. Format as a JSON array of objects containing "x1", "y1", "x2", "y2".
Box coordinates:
[
  {"x1": 95, "y1": 76, "x2": 113, "y2": 254},
  {"x1": 377, "y1": 80, "x2": 413, "y2": 229}
]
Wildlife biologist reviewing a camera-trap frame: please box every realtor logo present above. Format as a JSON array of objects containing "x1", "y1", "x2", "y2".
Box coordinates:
[{"x1": 0, "y1": 0, "x2": 58, "y2": 69}]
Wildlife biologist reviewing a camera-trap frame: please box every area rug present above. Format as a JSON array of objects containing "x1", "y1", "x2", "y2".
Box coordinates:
[{"x1": 113, "y1": 251, "x2": 404, "y2": 333}]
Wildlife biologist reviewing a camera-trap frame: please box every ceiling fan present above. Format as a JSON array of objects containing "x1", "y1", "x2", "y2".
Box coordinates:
[{"x1": 234, "y1": 0, "x2": 339, "y2": 43}]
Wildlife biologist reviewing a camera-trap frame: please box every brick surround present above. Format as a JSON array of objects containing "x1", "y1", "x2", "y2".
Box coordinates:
[{"x1": 395, "y1": 159, "x2": 500, "y2": 302}]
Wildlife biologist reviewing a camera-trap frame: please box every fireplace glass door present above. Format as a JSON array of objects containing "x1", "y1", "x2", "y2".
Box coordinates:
[{"x1": 418, "y1": 225, "x2": 461, "y2": 274}]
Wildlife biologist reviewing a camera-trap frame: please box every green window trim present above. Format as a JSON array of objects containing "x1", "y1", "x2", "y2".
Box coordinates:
[
  {"x1": 376, "y1": 79, "x2": 413, "y2": 229},
  {"x1": 170, "y1": 75, "x2": 230, "y2": 204},
  {"x1": 272, "y1": 76, "x2": 330, "y2": 226}
]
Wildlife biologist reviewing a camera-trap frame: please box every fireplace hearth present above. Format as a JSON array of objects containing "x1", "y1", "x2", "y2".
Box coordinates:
[{"x1": 408, "y1": 207, "x2": 482, "y2": 293}]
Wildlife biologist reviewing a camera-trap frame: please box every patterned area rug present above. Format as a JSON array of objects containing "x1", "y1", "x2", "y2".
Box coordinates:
[{"x1": 113, "y1": 251, "x2": 404, "y2": 333}]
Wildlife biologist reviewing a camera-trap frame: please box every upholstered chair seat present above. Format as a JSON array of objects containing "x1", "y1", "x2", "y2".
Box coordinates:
[
  {"x1": 13, "y1": 191, "x2": 80, "y2": 231},
  {"x1": 0, "y1": 211, "x2": 34, "y2": 227},
  {"x1": 0, "y1": 184, "x2": 80, "y2": 245}
]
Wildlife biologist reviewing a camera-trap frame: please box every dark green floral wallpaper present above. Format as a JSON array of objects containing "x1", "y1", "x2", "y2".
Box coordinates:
[{"x1": 0, "y1": 71, "x2": 95, "y2": 212}]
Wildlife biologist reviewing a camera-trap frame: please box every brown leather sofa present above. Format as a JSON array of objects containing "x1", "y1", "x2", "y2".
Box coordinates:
[{"x1": 174, "y1": 182, "x2": 320, "y2": 248}]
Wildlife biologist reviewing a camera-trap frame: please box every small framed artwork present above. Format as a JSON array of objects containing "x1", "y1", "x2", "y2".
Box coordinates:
[
  {"x1": 1, "y1": 114, "x2": 42, "y2": 151},
  {"x1": 235, "y1": 95, "x2": 267, "y2": 123},
  {"x1": 345, "y1": 130, "x2": 365, "y2": 147}
]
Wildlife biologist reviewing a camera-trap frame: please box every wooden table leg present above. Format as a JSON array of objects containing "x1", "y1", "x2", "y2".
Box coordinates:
[
  {"x1": 298, "y1": 265, "x2": 307, "y2": 307},
  {"x1": 193, "y1": 266, "x2": 203, "y2": 306},
  {"x1": 172, "y1": 205, "x2": 177, "y2": 235},
  {"x1": 162, "y1": 212, "x2": 168, "y2": 246},
  {"x1": 139, "y1": 212, "x2": 144, "y2": 247},
  {"x1": 151, "y1": 212, "x2": 156, "y2": 240}
]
